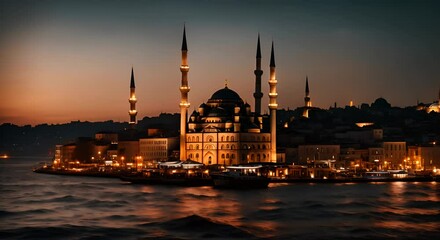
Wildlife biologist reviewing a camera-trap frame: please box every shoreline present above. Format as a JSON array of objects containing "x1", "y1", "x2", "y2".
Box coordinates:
[{"x1": 33, "y1": 167, "x2": 438, "y2": 185}]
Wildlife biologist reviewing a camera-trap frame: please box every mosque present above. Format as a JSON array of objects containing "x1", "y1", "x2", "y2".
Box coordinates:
[{"x1": 178, "y1": 27, "x2": 279, "y2": 165}]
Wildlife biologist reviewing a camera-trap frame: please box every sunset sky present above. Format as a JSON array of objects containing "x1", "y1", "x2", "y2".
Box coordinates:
[{"x1": 1, "y1": 0, "x2": 439, "y2": 126}]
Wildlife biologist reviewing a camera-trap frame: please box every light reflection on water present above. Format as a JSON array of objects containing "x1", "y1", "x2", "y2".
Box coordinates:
[{"x1": 1, "y1": 158, "x2": 439, "y2": 239}]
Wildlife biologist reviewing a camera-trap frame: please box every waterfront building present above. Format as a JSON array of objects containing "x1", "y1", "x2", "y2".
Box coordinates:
[
  {"x1": 61, "y1": 143, "x2": 76, "y2": 166},
  {"x1": 368, "y1": 147, "x2": 384, "y2": 170},
  {"x1": 118, "y1": 139, "x2": 139, "y2": 168},
  {"x1": 339, "y1": 147, "x2": 368, "y2": 169},
  {"x1": 297, "y1": 145, "x2": 340, "y2": 165},
  {"x1": 178, "y1": 27, "x2": 279, "y2": 165},
  {"x1": 383, "y1": 141, "x2": 406, "y2": 169},
  {"x1": 139, "y1": 137, "x2": 178, "y2": 167},
  {"x1": 53, "y1": 145, "x2": 62, "y2": 167},
  {"x1": 95, "y1": 132, "x2": 118, "y2": 144},
  {"x1": 407, "y1": 144, "x2": 440, "y2": 171}
]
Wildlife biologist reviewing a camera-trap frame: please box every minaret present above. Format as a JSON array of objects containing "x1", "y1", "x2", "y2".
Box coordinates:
[
  {"x1": 179, "y1": 26, "x2": 190, "y2": 160},
  {"x1": 253, "y1": 34, "x2": 263, "y2": 116},
  {"x1": 268, "y1": 42, "x2": 278, "y2": 162},
  {"x1": 303, "y1": 76, "x2": 312, "y2": 118},
  {"x1": 128, "y1": 67, "x2": 137, "y2": 125},
  {"x1": 305, "y1": 76, "x2": 311, "y2": 107}
]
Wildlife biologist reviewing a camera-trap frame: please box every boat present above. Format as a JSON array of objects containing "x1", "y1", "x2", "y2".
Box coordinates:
[
  {"x1": 120, "y1": 168, "x2": 213, "y2": 186},
  {"x1": 210, "y1": 165, "x2": 269, "y2": 189},
  {"x1": 363, "y1": 171, "x2": 391, "y2": 180}
]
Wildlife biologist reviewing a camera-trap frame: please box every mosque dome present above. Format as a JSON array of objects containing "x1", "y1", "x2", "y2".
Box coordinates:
[
  {"x1": 210, "y1": 86, "x2": 242, "y2": 102},
  {"x1": 371, "y1": 98, "x2": 391, "y2": 110},
  {"x1": 207, "y1": 86, "x2": 244, "y2": 108},
  {"x1": 427, "y1": 102, "x2": 440, "y2": 113}
]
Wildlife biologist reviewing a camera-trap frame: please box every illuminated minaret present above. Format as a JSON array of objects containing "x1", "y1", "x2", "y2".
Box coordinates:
[
  {"x1": 179, "y1": 26, "x2": 190, "y2": 160},
  {"x1": 253, "y1": 34, "x2": 263, "y2": 116},
  {"x1": 128, "y1": 67, "x2": 137, "y2": 125},
  {"x1": 268, "y1": 42, "x2": 278, "y2": 162},
  {"x1": 303, "y1": 76, "x2": 312, "y2": 118}
]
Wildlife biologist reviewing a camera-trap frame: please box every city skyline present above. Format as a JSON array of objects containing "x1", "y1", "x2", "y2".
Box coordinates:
[{"x1": 1, "y1": 0, "x2": 439, "y2": 126}]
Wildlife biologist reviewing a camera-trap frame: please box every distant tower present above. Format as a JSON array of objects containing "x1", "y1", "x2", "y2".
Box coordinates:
[
  {"x1": 268, "y1": 42, "x2": 278, "y2": 162},
  {"x1": 128, "y1": 67, "x2": 137, "y2": 125},
  {"x1": 179, "y1": 26, "x2": 190, "y2": 160},
  {"x1": 253, "y1": 34, "x2": 263, "y2": 116},
  {"x1": 302, "y1": 76, "x2": 312, "y2": 118}
]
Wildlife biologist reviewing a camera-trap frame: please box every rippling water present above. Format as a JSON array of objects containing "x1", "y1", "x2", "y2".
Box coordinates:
[{"x1": 1, "y1": 157, "x2": 439, "y2": 239}]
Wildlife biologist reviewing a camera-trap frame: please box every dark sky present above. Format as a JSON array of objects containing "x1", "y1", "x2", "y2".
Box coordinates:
[{"x1": 1, "y1": 0, "x2": 439, "y2": 125}]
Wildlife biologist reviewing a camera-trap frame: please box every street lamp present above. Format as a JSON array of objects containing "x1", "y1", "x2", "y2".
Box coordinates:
[
  {"x1": 354, "y1": 164, "x2": 360, "y2": 175},
  {"x1": 374, "y1": 159, "x2": 379, "y2": 170}
]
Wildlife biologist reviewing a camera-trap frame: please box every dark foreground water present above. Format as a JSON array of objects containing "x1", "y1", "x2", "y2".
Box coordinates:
[{"x1": 1, "y1": 157, "x2": 439, "y2": 240}]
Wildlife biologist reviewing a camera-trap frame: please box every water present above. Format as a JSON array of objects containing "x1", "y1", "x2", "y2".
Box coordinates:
[{"x1": 1, "y1": 157, "x2": 439, "y2": 239}]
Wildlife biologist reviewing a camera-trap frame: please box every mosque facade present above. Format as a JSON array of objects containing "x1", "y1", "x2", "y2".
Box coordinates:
[{"x1": 178, "y1": 28, "x2": 279, "y2": 165}]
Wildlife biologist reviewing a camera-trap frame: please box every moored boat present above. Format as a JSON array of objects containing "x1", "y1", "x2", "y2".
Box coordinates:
[
  {"x1": 210, "y1": 165, "x2": 269, "y2": 189},
  {"x1": 363, "y1": 171, "x2": 391, "y2": 180}
]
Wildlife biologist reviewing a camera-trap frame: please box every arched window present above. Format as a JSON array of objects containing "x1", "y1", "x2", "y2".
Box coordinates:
[
  {"x1": 226, "y1": 153, "x2": 229, "y2": 159},
  {"x1": 231, "y1": 154, "x2": 235, "y2": 159},
  {"x1": 221, "y1": 136, "x2": 224, "y2": 141},
  {"x1": 231, "y1": 145, "x2": 235, "y2": 150},
  {"x1": 220, "y1": 145, "x2": 224, "y2": 150},
  {"x1": 187, "y1": 137, "x2": 191, "y2": 142},
  {"x1": 221, "y1": 154, "x2": 225, "y2": 159},
  {"x1": 189, "y1": 145, "x2": 193, "y2": 150},
  {"x1": 231, "y1": 136, "x2": 235, "y2": 141},
  {"x1": 226, "y1": 136, "x2": 229, "y2": 141},
  {"x1": 226, "y1": 144, "x2": 229, "y2": 149},
  {"x1": 251, "y1": 154, "x2": 255, "y2": 161},
  {"x1": 192, "y1": 136, "x2": 195, "y2": 142},
  {"x1": 257, "y1": 154, "x2": 260, "y2": 161},
  {"x1": 196, "y1": 153, "x2": 199, "y2": 160},
  {"x1": 196, "y1": 144, "x2": 199, "y2": 150},
  {"x1": 196, "y1": 136, "x2": 199, "y2": 142}
]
